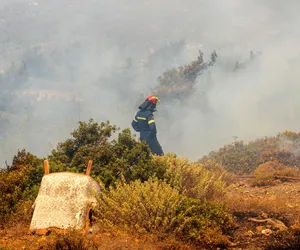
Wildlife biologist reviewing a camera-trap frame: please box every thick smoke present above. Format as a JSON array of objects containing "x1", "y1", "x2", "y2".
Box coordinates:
[{"x1": 1, "y1": 0, "x2": 300, "y2": 165}]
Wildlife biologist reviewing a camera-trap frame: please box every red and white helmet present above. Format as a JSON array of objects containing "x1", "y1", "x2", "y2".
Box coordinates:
[{"x1": 146, "y1": 95, "x2": 160, "y2": 104}]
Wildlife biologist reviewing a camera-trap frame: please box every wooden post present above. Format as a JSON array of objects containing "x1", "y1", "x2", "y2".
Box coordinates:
[
  {"x1": 44, "y1": 160, "x2": 49, "y2": 175},
  {"x1": 86, "y1": 160, "x2": 93, "y2": 176}
]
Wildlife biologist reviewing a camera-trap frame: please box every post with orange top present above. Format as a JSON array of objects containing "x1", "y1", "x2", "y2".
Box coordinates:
[
  {"x1": 44, "y1": 160, "x2": 50, "y2": 175},
  {"x1": 86, "y1": 160, "x2": 93, "y2": 176}
]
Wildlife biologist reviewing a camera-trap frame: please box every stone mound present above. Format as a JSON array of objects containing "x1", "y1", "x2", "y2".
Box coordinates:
[{"x1": 29, "y1": 160, "x2": 101, "y2": 233}]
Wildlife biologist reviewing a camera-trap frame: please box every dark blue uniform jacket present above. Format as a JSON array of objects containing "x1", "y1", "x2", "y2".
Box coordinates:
[{"x1": 131, "y1": 110, "x2": 164, "y2": 155}]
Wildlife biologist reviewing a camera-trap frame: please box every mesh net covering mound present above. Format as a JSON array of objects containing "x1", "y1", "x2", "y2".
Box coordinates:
[{"x1": 30, "y1": 172, "x2": 101, "y2": 232}]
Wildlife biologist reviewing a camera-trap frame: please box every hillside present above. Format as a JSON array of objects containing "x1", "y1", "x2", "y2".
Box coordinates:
[
  {"x1": 199, "y1": 131, "x2": 300, "y2": 174},
  {"x1": 1, "y1": 179, "x2": 299, "y2": 250},
  {"x1": 1, "y1": 121, "x2": 300, "y2": 250},
  {"x1": 1, "y1": 45, "x2": 300, "y2": 249},
  {"x1": 1, "y1": 1, "x2": 300, "y2": 249}
]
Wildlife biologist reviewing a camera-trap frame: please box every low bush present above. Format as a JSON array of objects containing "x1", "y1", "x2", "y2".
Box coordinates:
[
  {"x1": 199, "y1": 139, "x2": 275, "y2": 174},
  {"x1": 95, "y1": 178, "x2": 233, "y2": 247},
  {"x1": 199, "y1": 131, "x2": 300, "y2": 175},
  {"x1": 0, "y1": 150, "x2": 43, "y2": 225},
  {"x1": 251, "y1": 160, "x2": 300, "y2": 186},
  {"x1": 173, "y1": 198, "x2": 233, "y2": 248},
  {"x1": 155, "y1": 154, "x2": 231, "y2": 201},
  {"x1": 96, "y1": 178, "x2": 184, "y2": 234}
]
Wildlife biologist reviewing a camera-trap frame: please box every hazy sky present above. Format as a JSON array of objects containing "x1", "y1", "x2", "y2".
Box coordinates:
[{"x1": 1, "y1": 0, "x2": 300, "y2": 165}]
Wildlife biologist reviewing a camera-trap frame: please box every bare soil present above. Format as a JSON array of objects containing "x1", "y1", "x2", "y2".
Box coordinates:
[{"x1": 226, "y1": 179, "x2": 300, "y2": 250}]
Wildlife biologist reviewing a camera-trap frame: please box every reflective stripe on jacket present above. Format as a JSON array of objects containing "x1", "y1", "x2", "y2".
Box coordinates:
[{"x1": 131, "y1": 110, "x2": 157, "y2": 141}]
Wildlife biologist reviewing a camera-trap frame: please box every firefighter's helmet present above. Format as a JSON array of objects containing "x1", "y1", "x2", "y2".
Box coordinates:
[{"x1": 138, "y1": 95, "x2": 160, "y2": 112}]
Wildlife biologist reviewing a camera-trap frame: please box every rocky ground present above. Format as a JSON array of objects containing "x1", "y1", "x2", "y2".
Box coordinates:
[{"x1": 226, "y1": 179, "x2": 300, "y2": 250}]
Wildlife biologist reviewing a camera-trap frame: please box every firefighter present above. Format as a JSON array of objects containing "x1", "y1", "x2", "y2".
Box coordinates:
[{"x1": 131, "y1": 95, "x2": 164, "y2": 156}]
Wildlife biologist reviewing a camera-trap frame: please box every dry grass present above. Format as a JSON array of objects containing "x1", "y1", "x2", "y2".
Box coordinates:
[
  {"x1": 251, "y1": 160, "x2": 300, "y2": 187},
  {"x1": 38, "y1": 230, "x2": 99, "y2": 250},
  {"x1": 0, "y1": 225, "x2": 195, "y2": 250},
  {"x1": 227, "y1": 195, "x2": 295, "y2": 220},
  {"x1": 154, "y1": 154, "x2": 232, "y2": 201}
]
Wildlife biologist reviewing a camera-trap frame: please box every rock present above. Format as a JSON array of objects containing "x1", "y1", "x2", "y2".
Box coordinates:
[
  {"x1": 244, "y1": 230, "x2": 255, "y2": 237},
  {"x1": 261, "y1": 229, "x2": 272, "y2": 236},
  {"x1": 30, "y1": 172, "x2": 101, "y2": 233},
  {"x1": 261, "y1": 212, "x2": 268, "y2": 219},
  {"x1": 237, "y1": 181, "x2": 245, "y2": 187},
  {"x1": 256, "y1": 226, "x2": 265, "y2": 232},
  {"x1": 248, "y1": 218, "x2": 288, "y2": 231},
  {"x1": 286, "y1": 203, "x2": 294, "y2": 208},
  {"x1": 229, "y1": 241, "x2": 239, "y2": 247}
]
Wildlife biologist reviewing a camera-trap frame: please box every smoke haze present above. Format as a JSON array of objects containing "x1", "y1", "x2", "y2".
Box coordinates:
[{"x1": 1, "y1": 0, "x2": 300, "y2": 165}]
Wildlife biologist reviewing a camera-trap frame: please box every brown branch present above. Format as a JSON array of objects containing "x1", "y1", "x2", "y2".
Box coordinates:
[{"x1": 236, "y1": 175, "x2": 300, "y2": 181}]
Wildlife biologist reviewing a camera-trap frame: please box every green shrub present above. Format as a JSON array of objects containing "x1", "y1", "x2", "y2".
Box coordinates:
[
  {"x1": 0, "y1": 149, "x2": 43, "y2": 224},
  {"x1": 199, "y1": 131, "x2": 300, "y2": 174},
  {"x1": 173, "y1": 198, "x2": 233, "y2": 248},
  {"x1": 95, "y1": 178, "x2": 233, "y2": 247},
  {"x1": 0, "y1": 119, "x2": 168, "y2": 225},
  {"x1": 199, "y1": 138, "x2": 277, "y2": 174},
  {"x1": 96, "y1": 178, "x2": 184, "y2": 234},
  {"x1": 49, "y1": 119, "x2": 167, "y2": 188}
]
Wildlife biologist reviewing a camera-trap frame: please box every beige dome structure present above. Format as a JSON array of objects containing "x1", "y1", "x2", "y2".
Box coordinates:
[{"x1": 30, "y1": 160, "x2": 101, "y2": 234}]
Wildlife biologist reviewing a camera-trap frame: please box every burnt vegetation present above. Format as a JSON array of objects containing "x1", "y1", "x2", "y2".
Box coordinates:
[{"x1": 154, "y1": 49, "x2": 217, "y2": 104}]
